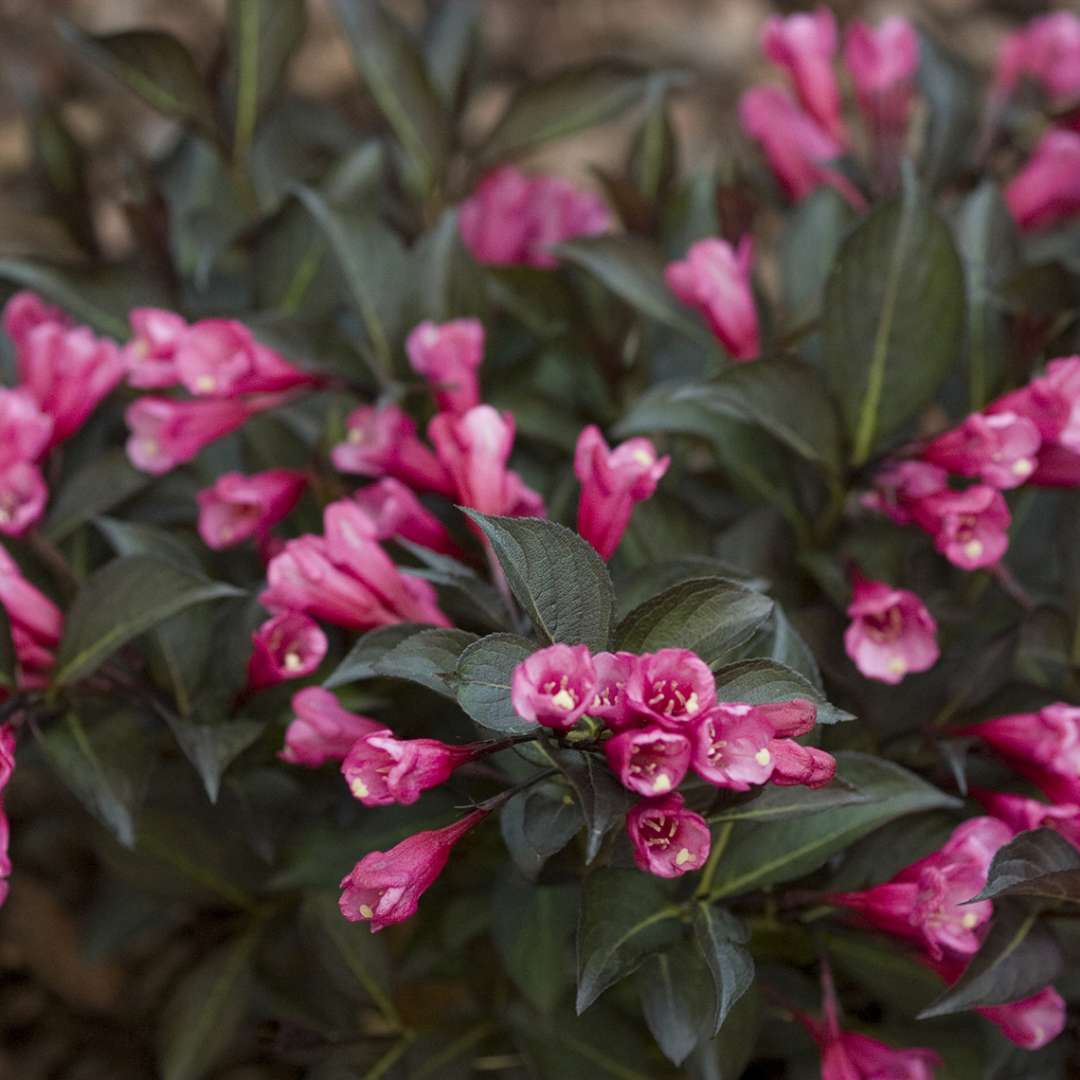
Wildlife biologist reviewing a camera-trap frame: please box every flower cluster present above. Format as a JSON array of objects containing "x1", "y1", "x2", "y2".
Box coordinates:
[
  {"x1": 511, "y1": 643, "x2": 835, "y2": 878},
  {"x1": 0, "y1": 544, "x2": 63, "y2": 690},
  {"x1": 865, "y1": 355, "x2": 1080, "y2": 570}
]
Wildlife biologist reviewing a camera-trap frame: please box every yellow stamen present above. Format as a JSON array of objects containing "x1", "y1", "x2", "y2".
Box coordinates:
[
  {"x1": 1012, "y1": 458, "x2": 1033, "y2": 477},
  {"x1": 195, "y1": 374, "x2": 217, "y2": 393},
  {"x1": 888, "y1": 656, "x2": 907, "y2": 676},
  {"x1": 963, "y1": 539, "x2": 984, "y2": 561},
  {"x1": 653, "y1": 774, "x2": 672, "y2": 793},
  {"x1": 283, "y1": 651, "x2": 303, "y2": 671},
  {"x1": 961, "y1": 912, "x2": 979, "y2": 929},
  {"x1": 358, "y1": 904, "x2": 374, "y2": 919},
  {"x1": 675, "y1": 848, "x2": 693, "y2": 866},
  {"x1": 551, "y1": 688, "x2": 576, "y2": 711},
  {"x1": 754, "y1": 748, "x2": 771, "y2": 767},
  {"x1": 350, "y1": 778, "x2": 370, "y2": 799}
]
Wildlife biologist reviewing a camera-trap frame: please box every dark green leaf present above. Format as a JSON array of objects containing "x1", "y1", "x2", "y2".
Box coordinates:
[
  {"x1": 613, "y1": 379, "x2": 723, "y2": 444},
  {"x1": 423, "y1": 0, "x2": 478, "y2": 109},
  {"x1": 324, "y1": 623, "x2": 428, "y2": 688},
  {"x1": 614, "y1": 557, "x2": 768, "y2": 620},
  {"x1": 677, "y1": 358, "x2": 843, "y2": 472},
  {"x1": 553, "y1": 749, "x2": 630, "y2": 864},
  {"x1": 640, "y1": 941, "x2": 714, "y2": 1065},
  {"x1": 395, "y1": 539, "x2": 505, "y2": 630},
  {"x1": 53, "y1": 555, "x2": 242, "y2": 687},
  {"x1": 157, "y1": 928, "x2": 259, "y2": 1080},
  {"x1": 627, "y1": 76, "x2": 679, "y2": 204},
  {"x1": 709, "y1": 753, "x2": 959, "y2": 898},
  {"x1": 825, "y1": 167, "x2": 965, "y2": 464},
  {"x1": 479, "y1": 61, "x2": 651, "y2": 164},
  {"x1": 709, "y1": 782, "x2": 866, "y2": 824},
  {"x1": 919, "y1": 902, "x2": 1063, "y2": 1017},
  {"x1": 780, "y1": 187, "x2": 855, "y2": 329},
  {"x1": 164, "y1": 716, "x2": 265, "y2": 804},
  {"x1": 332, "y1": 0, "x2": 447, "y2": 194},
  {"x1": 500, "y1": 785, "x2": 584, "y2": 880},
  {"x1": 374, "y1": 627, "x2": 478, "y2": 697},
  {"x1": 687, "y1": 982, "x2": 761, "y2": 1080},
  {"x1": 576, "y1": 868, "x2": 681, "y2": 1013},
  {"x1": 465, "y1": 512, "x2": 614, "y2": 652},
  {"x1": 0, "y1": 606, "x2": 15, "y2": 690},
  {"x1": 0, "y1": 259, "x2": 131, "y2": 338},
  {"x1": 556, "y1": 234, "x2": 713, "y2": 344},
  {"x1": 615, "y1": 577, "x2": 774, "y2": 666},
  {"x1": 970, "y1": 828, "x2": 1080, "y2": 909},
  {"x1": 493, "y1": 874, "x2": 577, "y2": 1013},
  {"x1": 58, "y1": 21, "x2": 219, "y2": 141},
  {"x1": 95, "y1": 517, "x2": 202, "y2": 571},
  {"x1": 455, "y1": 633, "x2": 536, "y2": 734},
  {"x1": 918, "y1": 32, "x2": 980, "y2": 190},
  {"x1": 691, "y1": 903, "x2": 755, "y2": 1036},
  {"x1": 713, "y1": 658, "x2": 853, "y2": 725},
  {"x1": 45, "y1": 451, "x2": 150, "y2": 541}
]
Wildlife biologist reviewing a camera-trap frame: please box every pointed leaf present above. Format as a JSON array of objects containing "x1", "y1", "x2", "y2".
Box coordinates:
[
  {"x1": 640, "y1": 942, "x2": 714, "y2": 1065},
  {"x1": 324, "y1": 623, "x2": 429, "y2": 688},
  {"x1": 553, "y1": 749, "x2": 630, "y2": 863},
  {"x1": 713, "y1": 658, "x2": 853, "y2": 725},
  {"x1": 500, "y1": 785, "x2": 584, "y2": 880},
  {"x1": 691, "y1": 903, "x2": 755, "y2": 1036},
  {"x1": 373, "y1": 627, "x2": 478, "y2": 697},
  {"x1": 455, "y1": 633, "x2": 536, "y2": 734},
  {"x1": 164, "y1": 716, "x2": 265, "y2": 803},
  {"x1": 0, "y1": 259, "x2": 131, "y2": 338},
  {"x1": 45, "y1": 451, "x2": 150, "y2": 541},
  {"x1": 708, "y1": 782, "x2": 866, "y2": 824},
  {"x1": 969, "y1": 828, "x2": 1080, "y2": 909}
]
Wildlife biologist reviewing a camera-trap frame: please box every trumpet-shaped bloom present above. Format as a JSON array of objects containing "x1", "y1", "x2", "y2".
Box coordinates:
[
  {"x1": 245, "y1": 612, "x2": 327, "y2": 693},
  {"x1": 922, "y1": 412, "x2": 1041, "y2": 489},
  {"x1": 1006, "y1": 128, "x2": 1080, "y2": 232},
  {"x1": 626, "y1": 793, "x2": 711, "y2": 878},
  {"x1": 844, "y1": 573, "x2": 939, "y2": 684},
  {"x1": 406, "y1": 319, "x2": 484, "y2": 415},
  {"x1": 280, "y1": 687, "x2": 382, "y2": 767},
  {"x1": 342, "y1": 733, "x2": 478, "y2": 805},
  {"x1": 123, "y1": 308, "x2": 187, "y2": 389},
  {"x1": 511, "y1": 643, "x2": 597, "y2": 730},
  {"x1": 604, "y1": 726, "x2": 691, "y2": 797},
  {"x1": 197, "y1": 469, "x2": 306, "y2": 550}
]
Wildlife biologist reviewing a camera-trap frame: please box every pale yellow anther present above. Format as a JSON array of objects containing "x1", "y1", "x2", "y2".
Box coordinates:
[
  {"x1": 0, "y1": 508, "x2": 10, "y2": 525},
  {"x1": 358, "y1": 904, "x2": 374, "y2": 919},
  {"x1": 347, "y1": 427, "x2": 364, "y2": 444},
  {"x1": 961, "y1": 912, "x2": 979, "y2": 929},
  {"x1": 963, "y1": 539, "x2": 984, "y2": 561},
  {"x1": 140, "y1": 437, "x2": 160, "y2": 457},
  {"x1": 350, "y1": 777, "x2": 370, "y2": 799},
  {"x1": 1013, "y1": 458, "x2": 1034, "y2": 477},
  {"x1": 684, "y1": 691, "x2": 699, "y2": 714},
  {"x1": 754, "y1": 748, "x2": 772, "y2": 767},
  {"x1": 195, "y1": 374, "x2": 217, "y2": 393},
  {"x1": 675, "y1": 848, "x2": 693, "y2": 866},
  {"x1": 551, "y1": 688, "x2": 576, "y2": 711},
  {"x1": 632, "y1": 449, "x2": 654, "y2": 467},
  {"x1": 283, "y1": 651, "x2": 303, "y2": 671},
  {"x1": 653, "y1": 774, "x2": 672, "y2": 793},
  {"x1": 888, "y1": 656, "x2": 907, "y2": 676}
]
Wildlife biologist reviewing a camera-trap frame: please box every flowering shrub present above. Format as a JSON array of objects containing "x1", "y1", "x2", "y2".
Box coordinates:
[{"x1": 3, "y1": 2, "x2": 1080, "y2": 1076}]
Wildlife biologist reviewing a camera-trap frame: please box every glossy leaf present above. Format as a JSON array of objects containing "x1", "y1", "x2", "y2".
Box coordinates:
[
  {"x1": 553, "y1": 748, "x2": 630, "y2": 864},
  {"x1": 691, "y1": 903, "x2": 755, "y2": 1036},
  {"x1": 324, "y1": 624, "x2": 428, "y2": 688},
  {"x1": 970, "y1": 828, "x2": 1080, "y2": 909},
  {"x1": 712, "y1": 658, "x2": 853, "y2": 725},
  {"x1": 465, "y1": 512, "x2": 614, "y2": 652},
  {"x1": 640, "y1": 941, "x2": 714, "y2": 1065},
  {"x1": 708, "y1": 782, "x2": 865, "y2": 824},
  {"x1": 780, "y1": 186, "x2": 855, "y2": 328},
  {"x1": 164, "y1": 716, "x2": 265, "y2": 804},
  {"x1": 500, "y1": 785, "x2": 584, "y2": 880},
  {"x1": 455, "y1": 633, "x2": 536, "y2": 734},
  {"x1": 373, "y1": 627, "x2": 479, "y2": 698},
  {"x1": 45, "y1": 451, "x2": 150, "y2": 541}
]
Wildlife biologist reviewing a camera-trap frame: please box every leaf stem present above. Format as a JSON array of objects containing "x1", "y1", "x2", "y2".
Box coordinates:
[{"x1": 696, "y1": 820, "x2": 735, "y2": 899}]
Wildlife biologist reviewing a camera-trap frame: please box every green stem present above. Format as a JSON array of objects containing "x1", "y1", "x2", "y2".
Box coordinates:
[
  {"x1": 361, "y1": 1033, "x2": 417, "y2": 1080},
  {"x1": 412, "y1": 1022, "x2": 496, "y2": 1079},
  {"x1": 695, "y1": 821, "x2": 735, "y2": 898}
]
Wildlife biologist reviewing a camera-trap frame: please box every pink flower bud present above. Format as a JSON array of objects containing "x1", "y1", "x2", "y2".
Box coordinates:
[
  {"x1": 626, "y1": 792, "x2": 711, "y2": 878},
  {"x1": 0, "y1": 388, "x2": 53, "y2": 467},
  {"x1": 0, "y1": 462, "x2": 48, "y2": 537},
  {"x1": 245, "y1": 612, "x2": 327, "y2": 694},
  {"x1": 123, "y1": 308, "x2": 187, "y2": 389},
  {"x1": 762, "y1": 7, "x2": 844, "y2": 142},
  {"x1": 125, "y1": 396, "x2": 261, "y2": 475},
  {"x1": 843, "y1": 18, "x2": 920, "y2": 138},
  {"x1": 280, "y1": 687, "x2": 382, "y2": 767},
  {"x1": 976, "y1": 987, "x2": 1067, "y2": 1051},
  {"x1": 861, "y1": 460, "x2": 949, "y2": 525},
  {"x1": 0, "y1": 724, "x2": 15, "y2": 908},
  {"x1": 757, "y1": 698, "x2": 819, "y2": 738},
  {"x1": 604, "y1": 726, "x2": 691, "y2": 797},
  {"x1": 690, "y1": 704, "x2": 775, "y2": 790},
  {"x1": 339, "y1": 809, "x2": 488, "y2": 930},
  {"x1": 197, "y1": 469, "x2": 306, "y2": 550},
  {"x1": 174, "y1": 319, "x2": 317, "y2": 397},
  {"x1": 1000, "y1": 13, "x2": 1080, "y2": 109},
  {"x1": 332, "y1": 404, "x2": 454, "y2": 496},
  {"x1": 1006, "y1": 128, "x2": 1080, "y2": 233},
  {"x1": 627, "y1": 649, "x2": 716, "y2": 730},
  {"x1": 911, "y1": 484, "x2": 1011, "y2": 570},
  {"x1": 429, "y1": 405, "x2": 545, "y2": 518},
  {"x1": 342, "y1": 732, "x2": 477, "y2": 805},
  {"x1": 352, "y1": 479, "x2": 462, "y2": 557},
  {"x1": 962, "y1": 703, "x2": 1080, "y2": 805},
  {"x1": 974, "y1": 788, "x2": 1080, "y2": 850},
  {"x1": 664, "y1": 237, "x2": 760, "y2": 361},
  {"x1": 2, "y1": 291, "x2": 69, "y2": 346},
  {"x1": 1029, "y1": 444, "x2": 1080, "y2": 487},
  {"x1": 738, "y1": 87, "x2": 864, "y2": 208},
  {"x1": 768, "y1": 740, "x2": 836, "y2": 788},
  {"x1": 589, "y1": 651, "x2": 638, "y2": 729},
  {"x1": 844, "y1": 573, "x2": 939, "y2": 684},
  {"x1": 459, "y1": 166, "x2": 610, "y2": 269},
  {"x1": 511, "y1": 643, "x2": 597, "y2": 730},
  {"x1": 574, "y1": 426, "x2": 669, "y2": 560},
  {"x1": 406, "y1": 319, "x2": 484, "y2": 416},
  {"x1": 16, "y1": 322, "x2": 125, "y2": 447},
  {"x1": 830, "y1": 816, "x2": 1012, "y2": 960},
  {"x1": 922, "y1": 411, "x2": 1041, "y2": 489}
]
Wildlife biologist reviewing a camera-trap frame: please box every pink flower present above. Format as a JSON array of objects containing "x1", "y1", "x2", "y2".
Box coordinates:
[
  {"x1": 626, "y1": 649, "x2": 716, "y2": 730},
  {"x1": 738, "y1": 87, "x2": 864, "y2": 208},
  {"x1": 352, "y1": 479, "x2": 462, "y2": 557},
  {"x1": 589, "y1": 651, "x2": 638, "y2": 730},
  {"x1": 342, "y1": 732, "x2": 478, "y2": 805},
  {"x1": 125, "y1": 396, "x2": 260, "y2": 475},
  {"x1": 0, "y1": 462, "x2": 48, "y2": 537},
  {"x1": 574, "y1": 426, "x2": 669, "y2": 560},
  {"x1": 664, "y1": 238, "x2": 760, "y2": 361},
  {"x1": 406, "y1": 319, "x2": 484, "y2": 415},
  {"x1": 1039, "y1": 356, "x2": 1080, "y2": 451},
  {"x1": 974, "y1": 788, "x2": 1080, "y2": 850},
  {"x1": 605, "y1": 726, "x2": 691, "y2": 797},
  {"x1": 976, "y1": 987, "x2": 1067, "y2": 1051},
  {"x1": 768, "y1": 740, "x2": 837, "y2": 788},
  {"x1": 829, "y1": 817, "x2": 1013, "y2": 961},
  {"x1": 862, "y1": 461, "x2": 949, "y2": 525},
  {"x1": 911, "y1": 485, "x2": 1011, "y2": 570},
  {"x1": 459, "y1": 166, "x2": 610, "y2": 269},
  {"x1": 16, "y1": 322, "x2": 125, "y2": 447},
  {"x1": 0, "y1": 545, "x2": 62, "y2": 682},
  {"x1": 1029, "y1": 444, "x2": 1080, "y2": 487},
  {"x1": 197, "y1": 469, "x2": 306, "y2": 550},
  {"x1": 2, "y1": 291, "x2": 69, "y2": 346},
  {"x1": 626, "y1": 792, "x2": 711, "y2": 878},
  {"x1": 173, "y1": 319, "x2": 317, "y2": 397},
  {"x1": 756, "y1": 698, "x2": 819, "y2": 738},
  {"x1": 844, "y1": 573, "x2": 939, "y2": 684},
  {"x1": 339, "y1": 809, "x2": 488, "y2": 930},
  {"x1": 1006, "y1": 128, "x2": 1080, "y2": 232},
  {"x1": 429, "y1": 405, "x2": 545, "y2": 518},
  {"x1": 123, "y1": 308, "x2": 187, "y2": 389},
  {"x1": 245, "y1": 612, "x2": 327, "y2": 694},
  {"x1": 0, "y1": 724, "x2": 16, "y2": 907},
  {"x1": 280, "y1": 687, "x2": 382, "y2": 767},
  {"x1": 843, "y1": 18, "x2": 920, "y2": 138},
  {"x1": 762, "y1": 7, "x2": 844, "y2": 142},
  {"x1": 690, "y1": 704, "x2": 776, "y2": 790},
  {"x1": 922, "y1": 411, "x2": 1041, "y2": 489},
  {"x1": 511, "y1": 643, "x2": 597, "y2": 730},
  {"x1": 995, "y1": 13, "x2": 1080, "y2": 110},
  {"x1": 332, "y1": 404, "x2": 454, "y2": 496},
  {"x1": 0, "y1": 388, "x2": 53, "y2": 467},
  {"x1": 962, "y1": 703, "x2": 1080, "y2": 805}
]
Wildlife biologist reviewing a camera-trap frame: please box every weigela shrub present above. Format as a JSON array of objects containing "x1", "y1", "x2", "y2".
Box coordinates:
[{"x1": 2, "y1": 2, "x2": 1080, "y2": 1076}]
